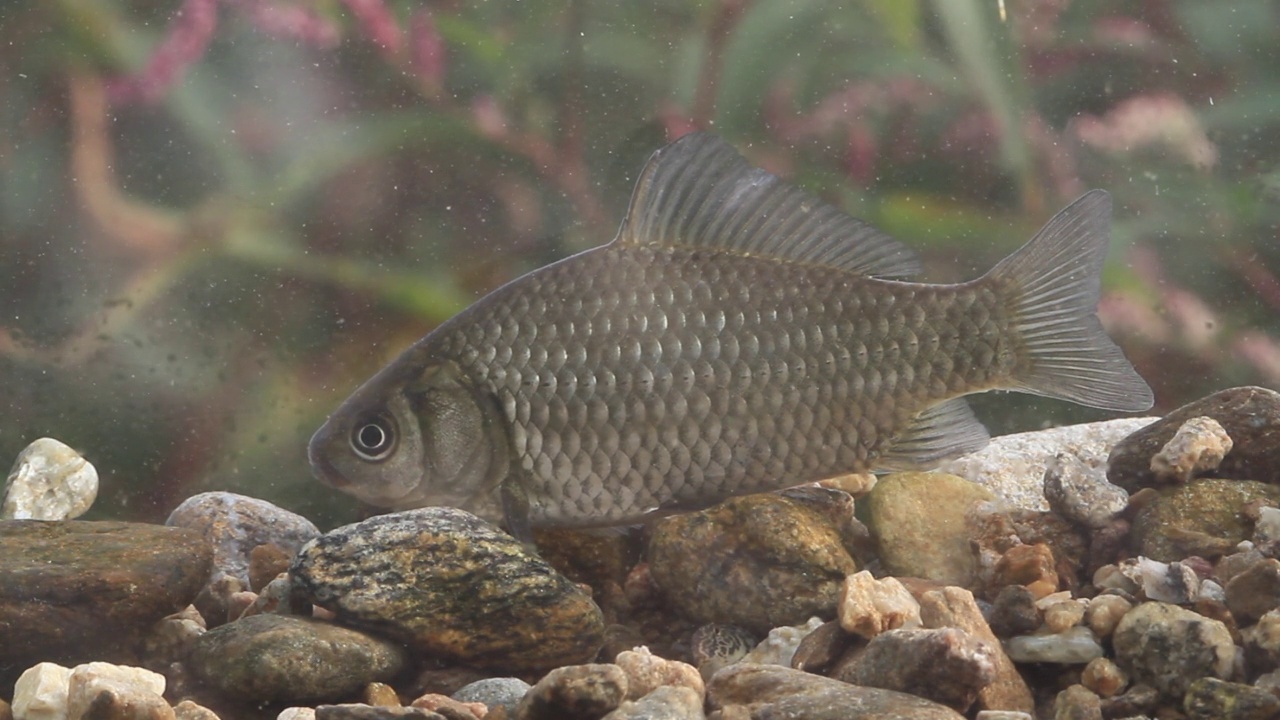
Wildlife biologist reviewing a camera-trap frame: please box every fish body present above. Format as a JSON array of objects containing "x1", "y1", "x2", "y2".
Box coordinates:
[{"x1": 308, "y1": 133, "x2": 1153, "y2": 535}]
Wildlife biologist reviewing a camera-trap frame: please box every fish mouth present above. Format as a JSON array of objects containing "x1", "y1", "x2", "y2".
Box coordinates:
[{"x1": 306, "y1": 423, "x2": 350, "y2": 489}]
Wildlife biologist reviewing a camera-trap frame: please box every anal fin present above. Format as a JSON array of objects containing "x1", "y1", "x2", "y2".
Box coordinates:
[{"x1": 877, "y1": 398, "x2": 990, "y2": 471}]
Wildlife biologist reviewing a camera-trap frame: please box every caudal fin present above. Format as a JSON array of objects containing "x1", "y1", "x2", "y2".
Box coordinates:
[{"x1": 985, "y1": 190, "x2": 1154, "y2": 412}]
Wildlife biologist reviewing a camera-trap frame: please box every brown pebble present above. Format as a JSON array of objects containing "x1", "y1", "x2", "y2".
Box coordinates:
[
  {"x1": 365, "y1": 682, "x2": 401, "y2": 707},
  {"x1": 790, "y1": 620, "x2": 854, "y2": 674},
  {"x1": 993, "y1": 544, "x2": 1058, "y2": 599},
  {"x1": 1084, "y1": 595, "x2": 1132, "y2": 639},
  {"x1": 410, "y1": 694, "x2": 484, "y2": 720},
  {"x1": 1225, "y1": 558, "x2": 1280, "y2": 626},
  {"x1": 249, "y1": 543, "x2": 293, "y2": 592},
  {"x1": 1080, "y1": 657, "x2": 1128, "y2": 698},
  {"x1": 1052, "y1": 684, "x2": 1101, "y2": 720},
  {"x1": 1043, "y1": 600, "x2": 1085, "y2": 634}
]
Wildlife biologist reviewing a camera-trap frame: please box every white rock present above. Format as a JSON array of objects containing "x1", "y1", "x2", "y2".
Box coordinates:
[
  {"x1": 936, "y1": 418, "x2": 1158, "y2": 511},
  {"x1": 1004, "y1": 626, "x2": 1105, "y2": 664},
  {"x1": 3, "y1": 438, "x2": 98, "y2": 520},
  {"x1": 277, "y1": 709, "x2": 317, "y2": 720},
  {"x1": 838, "y1": 571, "x2": 922, "y2": 639},
  {"x1": 740, "y1": 616, "x2": 824, "y2": 667},
  {"x1": 12, "y1": 662, "x2": 71, "y2": 720},
  {"x1": 66, "y1": 662, "x2": 170, "y2": 720},
  {"x1": 975, "y1": 712, "x2": 1034, "y2": 720},
  {"x1": 1150, "y1": 415, "x2": 1232, "y2": 482}
]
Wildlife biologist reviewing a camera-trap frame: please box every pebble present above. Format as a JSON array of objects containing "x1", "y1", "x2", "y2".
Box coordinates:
[
  {"x1": 166, "y1": 492, "x2": 320, "y2": 624},
  {"x1": 647, "y1": 489, "x2": 857, "y2": 634},
  {"x1": 689, "y1": 624, "x2": 756, "y2": 680},
  {"x1": 1042, "y1": 599, "x2": 1086, "y2": 633},
  {"x1": 739, "y1": 616, "x2": 824, "y2": 667},
  {"x1": 174, "y1": 700, "x2": 221, "y2": 720},
  {"x1": 600, "y1": 686, "x2": 704, "y2": 720},
  {"x1": 613, "y1": 646, "x2": 703, "y2": 701},
  {"x1": 1224, "y1": 557, "x2": 1280, "y2": 626},
  {"x1": 1003, "y1": 626, "x2": 1104, "y2": 664},
  {"x1": 1111, "y1": 601, "x2": 1235, "y2": 699},
  {"x1": 514, "y1": 664, "x2": 628, "y2": 720},
  {"x1": 409, "y1": 695, "x2": 484, "y2": 719},
  {"x1": 2, "y1": 437, "x2": 98, "y2": 521},
  {"x1": 939, "y1": 418, "x2": 1157, "y2": 511},
  {"x1": 1150, "y1": 416, "x2": 1234, "y2": 483},
  {"x1": 988, "y1": 584, "x2": 1041, "y2": 638},
  {"x1": 1108, "y1": 386, "x2": 1280, "y2": 491},
  {"x1": 188, "y1": 614, "x2": 407, "y2": 704},
  {"x1": 365, "y1": 683, "x2": 401, "y2": 706},
  {"x1": 862, "y1": 472, "x2": 992, "y2": 586},
  {"x1": 991, "y1": 543, "x2": 1058, "y2": 599},
  {"x1": 837, "y1": 571, "x2": 921, "y2": 639},
  {"x1": 1243, "y1": 607, "x2": 1280, "y2": 673},
  {"x1": 1080, "y1": 657, "x2": 1128, "y2": 697},
  {"x1": 1182, "y1": 677, "x2": 1280, "y2": 719},
  {"x1": 12, "y1": 663, "x2": 72, "y2": 720},
  {"x1": 314, "y1": 706, "x2": 443, "y2": 719},
  {"x1": 0, "y1": 520, "x2": 211, "y2": 686},
  {"x1": 1043, "y1": 452, "x2": 1129, "y2": 530},
  {"x1": 1051, "y1": 684, "x2": 1102, "y2": 720},
  {"x1": 1131, "y1": 479, "x2": 1280, "y2": 562},
  {"x1": 66, "y1": 662, "x2": 172, "y2": 720},
  {"x1": 975, "y1": 713, "x2": 1033, "y2": 720},
  {"x1": 290, "y1": 508, "x2": 604, "y2": 672},
  {"x1": 451, "y1": 678, "x2": 530, "y2": 716},
  {"x1": 707, "y1": 663, "x2": 966, "y2": 719},
  {"x1": 917, "y1": 586, "x2": 1034, "y2": 714},
  {"x1": 832, "y1": 627, "x2": 996, "y2": 712},
  {"x1": 789, "y1": 620, "x2": 855, "y2": 675}
]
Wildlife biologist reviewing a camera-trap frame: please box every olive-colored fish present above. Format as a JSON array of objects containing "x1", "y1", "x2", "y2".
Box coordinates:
[{"x1": 308, "y1": 132, "x2": 1153, "y2": 537}]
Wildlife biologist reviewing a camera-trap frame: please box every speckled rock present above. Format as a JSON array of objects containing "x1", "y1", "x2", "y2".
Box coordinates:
[
  {"x1": 1052, "y1": 684, "x2": 1102, "y2": 720},
  {"x1": 0, "y1": 521, "x2": 211, "y2": 686},
  {"x1": 452, "y1": 678, "x2": 530, "y2": 716},
  {"x1": 1183, "y1": 677, "x2": 1280, "y2": 719},
  {"x1": 689, "y1": 624, "x2": 756, "y2": 681},
  {"x1": 2, "y1": 437, "x2": 98, "y2": 521},
  {"x1": 863, "y1": 472, "x2": 992, "y2": 586},
  {"x1": 188, "y1": 614, "x2": 406, "y2": 704},
  {"x1": 1108, "y1": 386, "x2": 1280, "y2": 491},
  {"x1": 1130, "y1": 479, "x2": 1280, "y2": 561},
  {"x1": 1112, "y1": 601, "x2": 1234, "y2": 699},
  {"x1": 940, "y1": 418, "x2": 1157, "y2": 511},
  {"x1": 601, "y1": 686, "x2": 704, "y2": 720},
  {"x1": 1043, "y1": 453, "x2": 1128, "y2": 530},
  {"x1": 290, "y1": 508, "x2": 604, "y2": 672},
  {"x1": 707, "y1": 663, "x2": 965, "y2": 719},
  {"x1": 1224, "y1": 557, "x2": 1280, "y2": 626},
  {"x1": 918, "y1": 586, "x2": 1034, "y2": 714},
  {"x1": 166, "y1": 492, "x2": 320, "y2": 624},
  {"x1": 1243, "y1": 608, "x2": 1280, "y2": 673},
  {"x1": 514, "y1": 664, "x2": 628, "y2": 720},
  {"x1": 1080, "y1": 657, "x2": 1128, "y2": 698},
  {"x1": 832, "y1": 628, "x2": 995, "y2": 712},
  {"x1": 647, "y1": 489, "x2": 857, "y2": 633}
]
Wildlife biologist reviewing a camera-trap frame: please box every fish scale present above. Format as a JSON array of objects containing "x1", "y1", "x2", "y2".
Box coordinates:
[{"x1": 308, "y1": 132, "x2": 1153, "y2": 536}]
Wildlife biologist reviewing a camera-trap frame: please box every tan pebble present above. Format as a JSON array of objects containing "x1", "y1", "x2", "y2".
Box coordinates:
[
  {"x1": 1043, "y1": 600, "x2": 1086, "y2": 634},
  {"x1": 67, "y1": 662, "x2": 173, "y2": 720},
  {"x1": 1084, "y1": 595, "x2": 1132, "y2": 639},
  {"x1": 411, "y1": 693, "x2": 486, "y2": 719},
  {"x1": 1150, "y1": 416, "x2": 1232, "y2": 483},
  {"x1": 838, "y1": 571, "x2": 921, "y2": 639},
  {"x1": 614, "y1": 646, "x2": 704, "y2": 701},
  {"x1": 276, "y1": 709, "x2": 316, "y2": 720},
  {"x1": 993, "y1": 544, "x2": 1058, "y2": 599},
  {"x1": 364, "y1": 682, "x2": 400, "y2": 706},
  {"x1": 174, "y1": 699, "x2": 222, "y2": 720},
  {"x1": 1080, "y1": 657, "x2": 1128, "y2": 698}
]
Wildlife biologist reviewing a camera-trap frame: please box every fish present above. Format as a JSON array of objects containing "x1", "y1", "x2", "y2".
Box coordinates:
[{"x1": 308, "y1": 131, "x2": 1154, "y2": 539}]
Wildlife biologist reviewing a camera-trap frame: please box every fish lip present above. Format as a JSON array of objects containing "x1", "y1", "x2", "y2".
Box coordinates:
[{"x1": 306, "y1": 423, "x2": 350, "y2": 489}]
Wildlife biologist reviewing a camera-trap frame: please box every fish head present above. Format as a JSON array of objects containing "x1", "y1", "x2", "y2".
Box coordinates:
[{"x1": 308, "y1": 356, "x2": 510, "y2": 519}]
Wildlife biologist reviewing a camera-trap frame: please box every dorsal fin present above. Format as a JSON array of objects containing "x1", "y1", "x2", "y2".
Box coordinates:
[{"x1": 614, "y1": 132, "x2": 921, "y2": 279}]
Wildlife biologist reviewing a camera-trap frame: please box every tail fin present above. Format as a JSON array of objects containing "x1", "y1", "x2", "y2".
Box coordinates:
[{"x1": 985, "y1": 190, "x2": 1154, "y2": 412}]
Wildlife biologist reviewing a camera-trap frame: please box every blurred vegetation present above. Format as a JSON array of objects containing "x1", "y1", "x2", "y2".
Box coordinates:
[{"x1": 1, "y1": 0, "x2": 1277, "y2": 527}]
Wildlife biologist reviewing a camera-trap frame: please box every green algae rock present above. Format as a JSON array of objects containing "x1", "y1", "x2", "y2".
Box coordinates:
[
  {"x1": 1131, "y1": 478, "x2": 1280, "y2": 562},
  {"x1": 863, "y1": 472, "x2": 994, "y2": 587}
]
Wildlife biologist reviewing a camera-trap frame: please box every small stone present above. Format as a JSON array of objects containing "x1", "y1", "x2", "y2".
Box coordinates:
[
  {"x1": 1252, "y1": 506, "x2": 1280, "y2": 552},
  {"x1": 833, "y1": 628, "x2": 996, "y2": 712},
  {"x1": 740, "y1": 616, "x2": 824, "y2": 667},
  {"x1": 647, "y1": 489, "x2": 858, "y2": 634},
  {"x1": 451, "y1": 679, "x2": 529, "y2": 717},
  {"x1": 1051, "y1": 684, "x2": 1102, "y2": 720},
  {"x1": 365, "y1": 683, "x2": 401, "y2": 707},
  {"x1": 614, "y1": 647, "x2": 703, "y2": 701},
  {"x1": 600, "y1": 686, "x2": 704, "y2": 720},
  {"x1": 707, "y1": 663, "x2": 965, "y2": 719},
  {"x1": 1043, "y1": 453, "x2": 1129, "y2": 530},
  {"x1": 409, "y1": 695, "x2": 483, "y2": 720},
  {"x1": 188, "y1": 614, "x2": 407, "y2": 704},
  {"x1": 314, "y1": 705, "x2": 443, "y2": 719},
  {"x1": 143, "y1": 605, "x2": 207, "y2": 671},
  {"x1": 838, "y1": 571, "x2": 921, "y2": 639},
  {"x1": 918, "y1": 586, "x2": 1034, "y2": 714},
  {"x1": 1098, "y1": 683, "x2": 1159, "y2": 718},
  {"x1": 1243, "y1": 608, "x2": 1280, "y2": 674},
  {"x1": 1199, "y1": 578, "x2": 1227, "y2": 603},
  {"x1": 987, "y1": 585, "x2": 1041, "y2": 638},
  {"x1": 66, "y1": 663, "x2": 173, "y2": 720},
  {"x1": 1043, "y1": 600, "x2": 1086, "y2": 634},
  {"x1": 992, "y1": 543, "x2": 1058, "y2": 599},
  {"x1": 863, "y1": 472, "x2": 992, "y2": 586},
  {"x1": 1132, "y1": 479, "x2": 1280, "y2": 562},
  {"x1": 1112, "y1": 601, "x2": 1234, "y2": 699},
  {"x1": 974, "y1": 713, "x2": 1033, "y2": 720},
  {"x1": 1080, "y1": 657, "x2": 1128, "y2": 698},
  {"x1": 790, "y1": 620, "x2": 855, "y2": 674},
  {"x1": 1150, "y1": 416, "x2": 1234, "y2": 483},
  {"x1": 278, "y1": 709, "x2": 317, "y2": 720},
  {"x1": 12, "y1": 663, "x2": 71, "y2": 720},
  {"x1": 2, "y1": 438, "x2": 98, "y2": 521},
  {"x1": 1225, "y1": 557, "x2": 1280, "y2": 626},
  {"x1": 688, "y1": 624, "x2": 756, "y2": 681},
  {"x1": 514, "y1": 664, "x2": 628, "y2": 720},
  {"x1": 1004, "y1": 626, "x2": 1104, "y2": 664},
  {"x1": 173, "y1": 701, "x2": 221, "y2": 720},
  {"x1": 1084, "y1": 594, "x2": 1133, "y2": 639},
  {"x1": 1183, "y1": 677, "x2": 1280, "y2": 719},
  {"x1": 291, "y1": 508, "x2": 603, "y2": 672},
  {"x1": 249, "y1": 544, "x2": 294, "y2": 593}
]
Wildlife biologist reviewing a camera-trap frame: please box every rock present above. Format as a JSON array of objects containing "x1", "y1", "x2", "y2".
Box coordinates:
[
  {"x1": 790, "y1": 620, "x2": 855, "y2": 674},
  {"x1": 832, "y1": 628, "x2": 995, "y2": 712},
  {"x1": 66, "y1": 662, "x2": 173, "y2": 720},
  {"x1": 1150, "y1": 416, "x2": 1234, "y2": 483},
  {"x1": 1108, "y1": 387, "x2": 1280, "y2": 491},
  {"x1": 689, "y1": 624, "x2": 756, "y2": 681},
  {"x1": 1243, "y1": 608, "x2": 1280, "y2": 673},
  {"x1": 1080, "y1": 657, "x2": 1128, "y2": 698},
  {"x1": 408, "y1": 695, "x2": 484, "y2": 720},
  {"x1": 452, "y1": 678, "x2": 530, "y2": 716},
  {"x1": 2, "y1": 438, "x2": 98, "y2": 521},
  {"x1": 940, "y1": 418, "x2": 1156, "y2": 511},
  {"x1": 601, "y1": 686, "x2": 704, "y2": 720},
  {"x1": 838, "y1": 571, "x2": 921, "y2": 639},
  {"x1": 1131, "y1": 479, "x2": 1280, "y2": 562},
  {"x1": 917, "y1": 586, "x2": 1034, "y2": 713},
  {"x1": 739, "y1": 616, "x2": 823, "y2": 667},
  {"x1": 1111, "y1": 601, "x2": 1234, "y2": 699},
  {"x1": 514, "y1": 664, "x2": 628, "y2": 720},
  {"x1": 614, "y1": 647, "x2": 703, "y2": 701},
  {"x1": 1043, "y1": 453, "x2": 1129, "y2": 530},
  {"x1": 987, "y1": 585, "x2": 1041, "y2": 638},
  {"x1": 1003, "y1": 626, "x2": 1104, "y2": 664},
  {"x1": 1183, "y1": 677, "x2": 1280, "y2": 719},
  {"x1": 278, "y1": 710, "x2": 317, "y2": 720},
  {"x1": 1042, "y1": 599, "x2": 1085, "y2": 633},
  {"x1": 12, "y1": 662, "x2": 72, "y2": 720},
  {"x1": 991, "y1": 543, "x2": 1058, "y2": 599},
  {"x1": 862, "y1": 472, "x2": 992, "y2": 586},
  {"x1": 188, "y1": 614, "x2": 406, "y2": 704},
  {"x1": 364, "y1": 683, "x2": 400, "y2": 707},
  {"x1": 143, "y1": 605, "x2": 207, "y2": 671},
  {"x1": 1252, "y1": 506, "x2": 1280, "y2": 555},
  {"x1": 647, "y1": 489, "x2": 857, "y2": 634},
  {"x1": 0, "y1": 521, "x2": 211, "y2": 686},
  {"x1": 1098, "y1": 683, "x2": 1159, "y2": 719},
  {"x1": 314, "y1": 706, "x2": 443, "y2": 720},
  {"x1": 707, "y1": 663, "x2": 966, "y2": 719},
  {"x1": 1051, "y1": 684, "x2": 1102, "y2": 720},
  {"x1": 173, "y1": 700, "x2": 221, "y2": 720},
  {"x1": 290, "y1": 508, "x2": 603, "y2": 672},
  {"x1": 1224, "y1": 557, "x2": 1280, "y2": 626},
  {"x1": 166, "y1": 492, "x2": 319, "y2": 624},
  {"x1": 974, "y1": 713, "x2": 1033, "y2": 720}
]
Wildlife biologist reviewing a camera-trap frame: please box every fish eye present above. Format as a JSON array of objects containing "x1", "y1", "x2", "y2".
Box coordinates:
[{"x1": 350, "y1": 415, "x2": 397, "y2": 461}]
